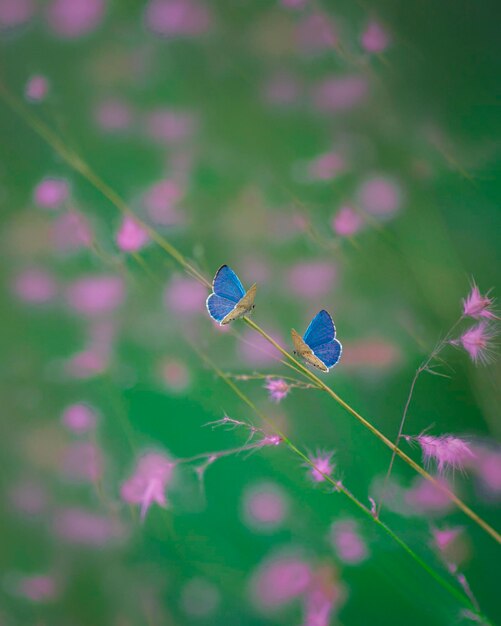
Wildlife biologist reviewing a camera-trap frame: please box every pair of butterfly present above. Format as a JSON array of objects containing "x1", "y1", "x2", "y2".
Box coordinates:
[{"x1": 206, "y1": 265, "x2": 342, "y2": 372}]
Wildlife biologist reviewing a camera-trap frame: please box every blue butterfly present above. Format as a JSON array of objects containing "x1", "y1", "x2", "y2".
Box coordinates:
[
  {"x1": 206, "y1": 265, "x2": 257, "y2": 325},
  {"x1": 291, "y1": 310, "x2": 342, "y2": 372}
]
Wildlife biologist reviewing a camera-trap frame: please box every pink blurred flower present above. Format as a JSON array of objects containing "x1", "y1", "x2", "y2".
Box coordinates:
[
  {"x1": 308, "y1": 451, "x2": 335, "y2": 483},
  {"x1": 357, "y1": 175, "x2": 402, "y2": 217},
  {"x1": 121, "y1": 451, "x2": 175, "y2": 521},
  {"x1": 61, "y1": 403, "x2": 97, "y2": 433},
  {"x1": 296, "y1": 13, "x2": 337, "y2": 54},
  {"x1": 312, "y1": 76, "x2": 368, "y2": 113},
  {"x1": 51, "y1": 211, "x2": 93, "y2": 252},
  {"x1": 452, "y1": 322, "x2": 498, "y2": 365},
  {"x1": 302, "y1": 568, "x2": 344, "y2": 626},
  {"x1": 9, "y1": 480, "x2": 48, "y2": 517},
  {"x1": 405, "y1": 476, "x2": 454, "y2": 516},
  {"x1": 145, "y1": 0, "x2": 212, "y2": 38},
  {"x1": 53, "y1": 508, "x2": 126, "y2": 546},
  {"x1": 13, "y1": 268, "x2": 58, "y2": 304},
  {"x1": 0, "y1": 0, "x2": 34, "y2": 29},
  {"x1": 46, "y1": 0, "x2": 105, "y2": 39},
  {"x1": 250, "y1": 554, "x2": 312, "y2": 611},
  {"x1": 242, "y1": 482, "x2": 289, "y2": 532},
  {"x1": 25, "y1": 75, "x2": 50, "y2": 102},
  {"x1": 164, "y1": 275, "x2": 206, "y2": 315},
  {"x1": 472, "y1": 447, "x2": 501, "y2": 495},
  {"x1": 158, "y1": 358, "x2": 191, "y2": 392},
  {"x1": 238, "y1": 328, "x2": 285, "y2": 366},
  {"x1": 432, "y1": 526, "x2": 462, "y2": 553},
  {"x1": 287, "y1": 262, "x2": 336, "y2": 298},
  {"x1": 332, "y1": 206, "x2": 364, "y2": 237},
  {"x1": 65, "y1": 275, "x2": 124, "y2": 316},
  {"x1": 16, "y1": 574, "x2": 58, "y2": 602},
  {"x1": 65, "y1": 348, "x2": 109, "y2": 378},
  {"x1": 360, "y1": 20, "x2": 390, "y2": 53},
  {"x1": 307, "y1": 152, "x2": 345, "y2": 181},
  {"x1": 180, "y1": 578, "x2": 220, "y2": 618},
  {"x1": 263, "y1": 72, "x2": 302, "y2": 107},
  {"x1": 264, "y1": 378, "x2": 290, "y2": 403},
  {"x1": 33, "y1": 177, "x2": 69, "y2": 209},
  {"x1": 144, "y1": 108, "x2": 196, "y2": 144},
  {"x1": 116, "y1": 215, "x2": 150, "y2": 252},
  {"x1": 339, "y1": 338, "x2": 401, "y2": 370},
  {"x1": 329, "y1": 520, "x2": 369, "y2": 564},
  {"x1": 462, "y1": 282, "x2": 497, "y2": 320},
  {"x1": 94, "y1": 98, "x2": 134, "y2": 132},
  {"x1": 405, "y1": 434, "x2": 474, "y2": 475},
  {"x1": 60, "y1": 441, "x2": 102, "y2": 483},
  {"x1": 143, "y1": 179, "x2": 184, "y2": 226}
]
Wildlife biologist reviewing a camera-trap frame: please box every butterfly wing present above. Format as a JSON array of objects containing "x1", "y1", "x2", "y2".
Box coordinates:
[
  {"x1": 213, "y1": 265, "x2": 246, "y2": 303},
  {"x1": 312, "y1": 339, "x2": 342, "y2": 369},
  {"x1": 303, "y1": 310, "x2": 335, "y2": 349},
  {"x1": 206, "y1": 293, "x2": 236, "y2": 323}
]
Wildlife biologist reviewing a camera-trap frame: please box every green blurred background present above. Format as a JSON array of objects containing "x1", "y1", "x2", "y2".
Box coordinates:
[{"x1": 0, "y1": 0, "x2": 500, "y2": 624}]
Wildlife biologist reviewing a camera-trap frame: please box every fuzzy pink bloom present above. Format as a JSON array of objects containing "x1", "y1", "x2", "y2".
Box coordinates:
[
  {"x1": 302, "y1": 569, "x2": 344, "y2": 626},
  {"x1": 46, "y1": 0, "x2": 105, "y2": 39},
  {"x1": 95, "y1": 98, "x2": 133, "y2": 132},
  {"x1": 25, "y1": 75, "x2": 50, "y2": 102},
  {"x1": 34, "y1": 177, "x2": 69, "y2": 209},
  {"x1": 51, "y1": 211, "x2": 93, "y2": 252},
  {"x1": 13, "y1": 268, "x2": 58, "y2": 304},
  {"x1": 53, "y1": 508, "x2": 127, "y2": 546},
  {"x1": 180, "y1": 578, "x2": 220, "y2": 618},
  {"x1": 145, "y1": 0, "x2": 212, "y2": 38},
  {"x1": 453, "y1": 322, "x2": 497, "y2": 364},
  {"x1": 60, "y1": 442, "x2": 102, "y2": 483},
  {"x1": 116, "y1": 216, "x2": 150, "y2": 252},
  {"x1": 357, "y1": 175, "x2": 402, "y2": 217},
  {"x1": 474, "y1": 448, "x2": 501, "y2": 495},
  {"x1": 61, "y1": 403, "x2": 97, "y2": 433},
  {"x1": 242, "y1": 482, "x2": 289, "y2": 532},
  {"x1": 312, "y1": 76, "x2": 368, "y2": 113},
  {"x1": 9, "y1": 480, "x2": 48, "y2": 517},
  {"x1": 65, "y1": 348, "x2": 109, "y2": 378},
  {"x1": 296, "y1": 13, "x2": 337, "y2": 54},
  {"x1": 263, "y1": 72, "x2": 302, "y2": 107},
  {"x1": 250, "y1": 555, "x2": 312, "y2": 611},
  {"x1": 65, "y1": 275, "x2": 124, "y2": 316},
  {"x1": 144, "y1": 108, "x2": 196, "y2": 144},
  {"x1": 462, "y1": 283, "x2": 497, "y2": 320},
  {"x1": 164, "y1": 275, "x2": 206, "y2": 315},
  {"x1": 0, "y1": 0, "x2": 34, "y2": 29},
  {"x1": 121, "y1": 452, "x2": 175, "y2": 521},
  {"x1": 329, "y1": 519, "x2": 369, "y2": 564},
  {"x1": 433, "y1": 527, "x2": 462, "y2": 553},
  {"x1": 307, "y1": 152, "x2": 345, "y2": 181},
  {"x1": 16, "y1": 574, "x2": 58, "y2": 602},
  {"x1": 406, "y1": 434, "x2": 474, "y2": 474},
  {"x1": 158, "y1": 358, "x2": 191, "y2": 392},
  {"x1": 287, "y1": 262, "x2": 336, "y2": 298},
  {"x1": 308, "y1": 451, "x2": 335, "y2": 482},
  {"x1": 143, "y1": 179, "x2": 184, "y2": 226},
  {"x1": 264, "y1": 378, "x2": 290, "y2": 403},
  {"x1": 360, "y1": 20, "x2": 390, "y2": 53},
  {"x1": 332, "y1": 206, "x2": 364, "y2": 237}
]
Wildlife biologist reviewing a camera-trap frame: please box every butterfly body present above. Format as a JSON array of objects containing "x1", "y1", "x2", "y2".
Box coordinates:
[
  {"x1": 206, "y1": 265, "x2": 257, "y2": 325},
  {"x1": 292, "y1": 310, "x2": 342, "y2": 372}
]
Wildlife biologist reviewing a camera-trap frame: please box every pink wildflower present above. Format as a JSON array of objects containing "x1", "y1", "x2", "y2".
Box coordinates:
[
  {"x1": 308, "y1": 451, "x2": 335, "y2": 482},
  {"x1": 46, "y1": 0, "x2": 105, "y2": 39},
  {"x1": 242, "y1": 481, "x2": 289, "y2": 532},
  {"x1": 33, "y1": 177, "x2": 69, "y2": 209},
  {"x1": 264, "y1": 378, "x2": 291, "y2": 403},
  {"x1": 329, "y1": 519, "x2": 369, "y2": 564},
  {"x1": 332, "y1": 206, "x2": 364, "y2": 237},
  {"x1": 432, "y1": 526, "x2": 462, "y2": 553},
  {"x1": 53, "y1": 508, "x2": 127, "y2": 546},
  {"x1": 65, "y1": 275, "x2": 124, "y2": 317},
  {"x1": 16, "y1": 574, "x2": 58, "y2": 602},
  {"x1": 360, "y1": 20, "x2": 390, "y2": 54},
  {"x1": 25, "y1": 75, "x2": 50, "y2": 102},
  {"x1": 405, "y1": 434, "x2": 474, "y2": 474},
  {"x1": 13, "y1": 268, "x2": 57, "y2": 304},
  {"x1": 452, "y1": 322, "x2": 498, "y2": 364},
  {"x1": 61, "y1": 403, "x2": 97, "y2": 434},
  {"x1": 121, "y1": 452, "x2": 175, "y2": 521},
  {"x1": 115, "y1": 216, "x2": 150, "y2": 253},
  {"x1": 302, "y1": 567, "x2": 344, "y2": 626},
  {"x1": 250, "y1": 554, "x2": 312, "y2": 611},
  {"x1": 462, "y1": 282, "x2": 497, "y2": 320}
]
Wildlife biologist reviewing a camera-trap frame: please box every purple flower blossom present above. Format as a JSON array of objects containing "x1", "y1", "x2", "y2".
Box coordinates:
[
  {"x1": 115, "y1": 216, "x2": 150, "y2": 253},
  {"x1": 264, "y1": 378, "x2": 291, "y2": 403},
  {"x1": 405, "y1": 434, "x2": 474, "y2": 474},
  {"x1": 462, "y1": 282, "x2": 497, "y2": 320},
  {"x1": 307, "y1": 451, "x2": 335, "y2": 482},
  {"x1": 452, "y1": 322, "x2": 498, "y2": 364},
  {"x1": 121, "y1": 452, "x2": 175, "y2": 521}
]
